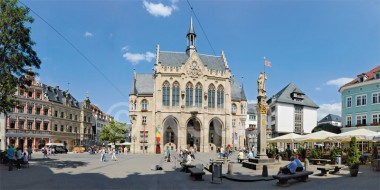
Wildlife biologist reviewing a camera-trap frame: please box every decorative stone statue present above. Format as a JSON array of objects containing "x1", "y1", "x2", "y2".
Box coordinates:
[{"x1": 257, "y1": 72, "x2": 267, "y2": 98}]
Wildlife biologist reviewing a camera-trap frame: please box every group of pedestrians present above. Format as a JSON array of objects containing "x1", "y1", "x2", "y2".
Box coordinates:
[
  {"x1": 6, "y1": 145, "x2": 29, "y2": 171},
  {"x1": 100, "y1": 147, "x2": 120, "y2": 162}
]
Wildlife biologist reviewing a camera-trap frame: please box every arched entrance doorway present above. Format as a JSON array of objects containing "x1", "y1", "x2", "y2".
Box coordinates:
[
  {"x1": 162, "y1": 116, "x2": 179, "y2": 154},
  {"x1": 186, "y1": 118, "x2": 201, "y2": 151},
  {"x1": 209, "y1": 118, "x2": 223, "y2": 151}
]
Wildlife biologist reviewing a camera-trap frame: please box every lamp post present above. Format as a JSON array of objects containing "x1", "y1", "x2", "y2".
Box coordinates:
[{"x1": 132, "y1": 135, "x2": 136, "y2": 154}]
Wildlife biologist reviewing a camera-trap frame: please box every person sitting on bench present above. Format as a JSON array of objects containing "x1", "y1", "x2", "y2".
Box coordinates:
[
  {"x1": 180, "y1": 151, "x2": 192, "y2": 171},
  {"x1": 238, "y1": 150, "x2": 244, "y2": 162},
  {"x1": 23, "y1": 152, "x2": 29, "y2": 165},
  {"x1": 294, "y1": 157, "x2": 303, "y2": 172},
  {"x1": 278, "y1": 156, "x2": 297, "y2": 175}
]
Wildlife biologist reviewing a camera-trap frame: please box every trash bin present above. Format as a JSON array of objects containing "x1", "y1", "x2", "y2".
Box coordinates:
[
  {"x1": 212, "y1": 163, "x2": 222, "y2": 183},
  {"x1": 336, "y1": 155, "x2": 341, "y2": 165}
]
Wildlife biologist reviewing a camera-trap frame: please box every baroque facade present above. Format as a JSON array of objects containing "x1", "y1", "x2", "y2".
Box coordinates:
[
  {"x1": 91, "y1": 104, "x2": 114, "y2": 146},
  {"x1": 129, "y1": 18, "x2": 247, "y2": 154},
  {"x1": 5, "y1": 69, "x2": 93, "y2": 151},
  {"x1": 340, "y1": 65, "x2": 380, "y2": 132}
]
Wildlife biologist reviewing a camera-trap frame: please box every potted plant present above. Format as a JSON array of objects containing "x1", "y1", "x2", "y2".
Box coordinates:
[
  {"x1": 296, "y1": 147, "x2": 306, "y2": 161},
  {"x1": 311, "y1": 148, "x2": 322, "y2": 159},
  {"x1": 372, "y1": 145, "x2": 379, "y2": 160},
  {"x1": 330, "y1": 147, "x2": 341, "y2": 164},
  {"x1": 347, "y1": 137, "x2": 360, "y2": 177}
]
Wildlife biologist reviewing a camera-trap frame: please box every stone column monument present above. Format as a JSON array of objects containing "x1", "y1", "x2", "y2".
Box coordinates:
[
  {"x1": 241, "y1": 72, "x2": 279, "y2": 170},
  {"x1": 256, "y1": 72, "x2": 269, "y2": 159}
]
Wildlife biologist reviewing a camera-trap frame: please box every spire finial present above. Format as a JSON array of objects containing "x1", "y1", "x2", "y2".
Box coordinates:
[{"x1": 186, "y1": 16, "x2": 196, "y2": 55}]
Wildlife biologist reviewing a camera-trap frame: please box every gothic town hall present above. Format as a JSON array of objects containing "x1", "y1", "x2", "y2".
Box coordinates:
[{"x1": 129, "y1": 18, "x2": 247, "y2": 153}]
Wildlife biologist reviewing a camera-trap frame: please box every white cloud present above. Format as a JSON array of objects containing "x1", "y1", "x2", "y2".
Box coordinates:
[
  {"x1": 317, "y1": 102, "x2": 341, "y2": 120},
  {"x1": 121, "y1": 46, "x2": 129, "y2": 52},
  {"x1": 122, "y1": 51, "x2": 156, "y2": 65},
  {"x1": 326, "y1": 78, "x2": 353, "y2": 87},
  {"x1": 315, "y1": 87, "x2": 321, "y2": 91},
  {"x1": 84, "y1": 32, "x2": 93, "y2": 38},
  {"x1": 248, "y1": 99, "x2": 257, "y2": 104},
  {"x1": 143, "y1": 0, "x2": 178, "y2": 17}
]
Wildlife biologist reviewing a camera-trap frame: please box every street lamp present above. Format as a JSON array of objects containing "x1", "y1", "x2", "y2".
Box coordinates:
[{"x1": 132, "y1": 135, "x2": 136, "y2": 154}]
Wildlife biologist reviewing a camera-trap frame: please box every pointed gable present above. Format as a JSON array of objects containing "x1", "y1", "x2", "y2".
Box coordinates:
[
  {"x1": 129, "y1": 73, "x2": 154, "y2": 95},
  {"x1": 231, "y1": 78, "x2": 246, "y2": 101},
  {"x1": 268, "y1": 83, "x2": 319, "y2": 108},
  {"x1": 319, "y1": 114, "x2": 342, "y2": 123}
]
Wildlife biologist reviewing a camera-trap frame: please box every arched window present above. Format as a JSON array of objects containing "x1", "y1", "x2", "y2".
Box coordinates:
[
  {"x1": 217, "y1": 85, "x2": 224, "y2": 108},
  {"x1": 162, "y1": 81, "x2": 170, "y2": 106},
  {"x1": 232, "y1": 103, "x2": 237, "y2": 113},
  {"x1": 195, "y1": 83, "x2": 202, "y2": 107},
  {"x1": 208, "y1": 84, "x2": 215, "y2": 108},
  {"x1": 186, "y1": 82, "x2": 193, "y2": 107},
  {"x1": 172, "y1": 82, "x2": 180, "y2": 106},
  {"x1": 241, "y1": 105, "x2": 244, "y2": 114},
  {"x1": 142, "y1": 99, "x2": 148, "y2": 110}
]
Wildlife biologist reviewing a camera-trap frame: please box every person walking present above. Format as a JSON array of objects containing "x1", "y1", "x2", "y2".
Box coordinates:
[
  {"x1": 101, "y1": 148, "x2": 107, "y2": 162},
  {"x1": 43, "y1": 147, "x2": 49, "y2": 159},
  {"x1": 16, "y1": 147, "x2": 23, "y2": 170},
  {"x1": 7, "y1": 145, "x2": 15, "y2": 171},
  {"x1": 27, "y1": 146, "x2": 32, "y2": 160},
  {"x1": 166, "y1": 147, "x2": 171, "y2": 162},
  {"x1": 111, "y1": 148, "x2": 118, "y2": 161}
]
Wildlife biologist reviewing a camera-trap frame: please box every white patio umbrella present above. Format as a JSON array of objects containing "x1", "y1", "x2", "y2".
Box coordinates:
[
  {"x1": 328, "y1": 128, "x2": 377, "y2": 142},
  {"x1": 267, "y1": 133, "x2": 303, "y2": 143},
  {"x1": 294, "y1": 130, "x2": 337, "y2": 142},
  {"x1": 328, "y1": 129, "x2": 377, "y2": 154},
  {"x1": 365, "y1": 132, "x2": 380, "y2": 141}
]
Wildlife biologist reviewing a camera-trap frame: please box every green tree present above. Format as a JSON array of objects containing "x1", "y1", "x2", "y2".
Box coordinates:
[
  {"x1": 99, "y1": 121, "x2": 128, "y2": 145},
  {"x1": 311, "y1": 123, "x2": 341, "y2": 134},
  {"x1": 0, "y1": 0, "x2": 41, "y2": 114}
]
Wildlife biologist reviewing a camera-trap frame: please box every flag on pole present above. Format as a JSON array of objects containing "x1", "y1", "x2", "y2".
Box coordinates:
[{"x1": 264, "y1": 60, "x2": 272, "y2": 67}]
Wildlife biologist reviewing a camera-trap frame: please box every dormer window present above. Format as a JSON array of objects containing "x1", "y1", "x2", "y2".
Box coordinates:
[
  {"x1": 291, "y1": 92, "x2": 304, "y2": 101},
  {"x1": 375, "y1": 72, "x2": 380, "y2": 79},
  {"x1": 358, "y1": 73, "x2": 367, "y2": 82}
]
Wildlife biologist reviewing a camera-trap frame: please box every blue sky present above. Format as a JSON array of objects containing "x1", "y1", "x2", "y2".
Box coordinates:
[{"x1": 23, "y1": 0, "x2": 380, "y2": 123}]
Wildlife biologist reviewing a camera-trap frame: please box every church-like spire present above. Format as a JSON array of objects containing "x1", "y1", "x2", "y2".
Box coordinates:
[{"x1": 186, "y1": 17, "x2": 196, "y2": 56}]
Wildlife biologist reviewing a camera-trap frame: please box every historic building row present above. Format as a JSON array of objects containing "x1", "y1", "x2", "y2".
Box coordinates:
[{"x1": 3, "y1": 69, "x2": 93, "y2": 151}]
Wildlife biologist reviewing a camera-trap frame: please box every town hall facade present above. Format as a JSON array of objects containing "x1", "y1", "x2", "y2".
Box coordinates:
[{"x1": 129, "y1": 18, "x2": 247, "y2": 153}]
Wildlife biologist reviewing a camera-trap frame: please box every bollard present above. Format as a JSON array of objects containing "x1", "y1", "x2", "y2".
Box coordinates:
[
  {"x1": 262, "y1": 165, "x2": 268, "y2": 177},
  {"x1": 305, "y1": 158, "x2": 310, "y2": 171},
  {"x1": 278, "y1": 155, "x2": 282, "y2": 162},
  {"x1": 224, "y1": 156, "x2": 227, "y2": 164},
  {"x1": 227, "y1": 163, "x2": 233, "y2": 174}
]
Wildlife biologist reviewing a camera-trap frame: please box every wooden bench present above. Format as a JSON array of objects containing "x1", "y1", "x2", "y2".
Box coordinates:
[
  {"x1": 210, "y1": 159, "x2": 230, "y2": 164},
  {"x1": 188, "y1": 167, "x2": 205, "y2": 180},
  {"x1": 238, "y1": 158, "x2": 248, "y2": 163},
  {"x1": 309, "y1": 159, "x2": 331, "y2": 165},
  {"x1": 317, "y1": 165, "x2": 344, "y2": 176},
  {"x1": 181, "y1": 164, "x2": 195, "y2": 173},
  {"x1": 273, "y1": 171, "x2": 313, "y2": 185},
  {"x1": 14, "y1": 161, "x2": 29, "y2": 168}
]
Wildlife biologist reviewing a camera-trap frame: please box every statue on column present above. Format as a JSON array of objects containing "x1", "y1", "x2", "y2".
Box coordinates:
[{"x1": 257, "y1": 72, "x2": 267, "y2": 98}]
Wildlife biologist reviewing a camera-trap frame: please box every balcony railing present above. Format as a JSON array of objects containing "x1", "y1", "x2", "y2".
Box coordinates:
[{"x1": 6, "y1": 129, "x2": 52, "y2": 135}]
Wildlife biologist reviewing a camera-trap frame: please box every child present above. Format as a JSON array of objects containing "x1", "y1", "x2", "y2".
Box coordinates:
[{"x1": 23, "y1": 152, "x2": 28, "y2": 165}]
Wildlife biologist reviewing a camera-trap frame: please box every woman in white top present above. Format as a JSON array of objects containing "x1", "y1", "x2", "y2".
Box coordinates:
[{"x1": 111, "y1": 148, "x2": 118, "y2": 161}]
